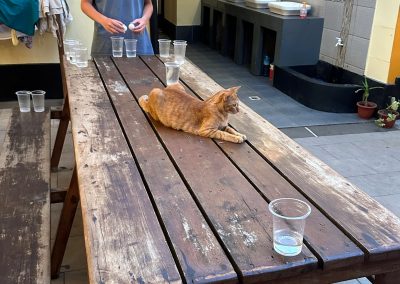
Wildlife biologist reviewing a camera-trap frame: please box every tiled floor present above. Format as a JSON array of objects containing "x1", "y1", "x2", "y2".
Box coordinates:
[{"x1": 7, "y1": 43, "x2": 394, "y2": 284}]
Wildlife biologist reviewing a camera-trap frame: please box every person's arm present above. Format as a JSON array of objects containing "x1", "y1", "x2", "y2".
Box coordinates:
[
  {"x1": 131, "y1": 0, "x2": 153, "y2": 33},
  {"x1": 81, "y1": 0, "x2": 125, "y2": 34}
]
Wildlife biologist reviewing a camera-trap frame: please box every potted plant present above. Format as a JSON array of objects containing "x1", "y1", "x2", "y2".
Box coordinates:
[
  {"x1": 355, "y1": 76, "x2": 383, "y2": 119},
  {"x1": 375, "y1": 97, "x2": 400, "y2": 128}
]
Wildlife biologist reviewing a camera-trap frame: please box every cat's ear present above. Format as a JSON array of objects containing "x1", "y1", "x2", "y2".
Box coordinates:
[{"x1": 228, "y1": 86, "x2": 241, "y2": 93}]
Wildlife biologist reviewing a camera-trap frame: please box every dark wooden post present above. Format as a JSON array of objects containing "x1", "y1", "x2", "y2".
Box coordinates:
[
  {"x1": 51, "y1": 167, "x2": 80, "y2": 279},
  {"x1": 151, "y1": 0, "x2": 159, "y2": 54}
]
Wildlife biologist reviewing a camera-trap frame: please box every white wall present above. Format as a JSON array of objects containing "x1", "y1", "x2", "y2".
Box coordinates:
[{"x1": 0, "y1": 0, "x2": 93, "y2": 65}]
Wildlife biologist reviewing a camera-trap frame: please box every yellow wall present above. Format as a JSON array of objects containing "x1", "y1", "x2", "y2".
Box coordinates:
[
  {"x1": 365, "y1": 1, "x2": 400, "y2": 83},
  {"x1": 164, "y1": 0, "x2": 200, "y2": 26},
  {"x1": 177, "y1": 0, "x2": 201, "y2": 26},
  {"x1": 164, "y1": 0, "x2": 178, "y2": 25},
  {"x1": 0, "y1": 31, "x2": 59, "y2": 64},
  {"x1": 388, "y1": 7, "x2": 400, "y2": 84},
  {"x1": 0, "y1": 0, "x2": 93, "y2": 65}
]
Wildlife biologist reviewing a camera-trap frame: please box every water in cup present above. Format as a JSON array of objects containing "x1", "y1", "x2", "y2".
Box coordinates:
[
  {"x1": 31, "y1": 90, "x2": 45, "y2": 112},
  {"x1": 158, "y1": 39, "x2": 171, "y2": 58},
  {"x1": 75, "y1": 47, "x2": 88, "y2": 67},
  {"x1": 165, "y1": 62, "x2": 180, "y2": 85},
  {"x1": 111, "y1": 36, "x2": 124, "y2": 57},
  {"x1": 63, "y1": 39, "x2": 78, "y2": 61},
  {"x1": 274, "y1": 229, "x2": 303, "y2": 256},
  {"x1": 268, "y1": 198, "x2": 311, "y2": 256},
  {"x1": 15, "y1": 91, "x2": 31, "y2": 112},
  {"x1": 173, "y1": 40, "x2": 187, "y2": 64},
  {"x1": 124, "y1": 39, "x2": 137, "y2": 58}
]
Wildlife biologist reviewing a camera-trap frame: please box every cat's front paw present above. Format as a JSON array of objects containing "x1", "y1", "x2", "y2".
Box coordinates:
[
  {"x1": 235, "y1": 135, "x2": 245, "y2": 143},
  {"x1": 240, "y1": 134, "x2": 247, "y2": 141}
]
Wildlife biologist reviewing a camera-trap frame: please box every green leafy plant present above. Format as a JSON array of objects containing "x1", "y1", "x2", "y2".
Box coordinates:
[
  {"x1": 375, "y1": 98, "x2": 399, "y2": 128},
  {"x1": 355, "y1": 76, "x2": 384, "y2": 104},
  {"x1": 375, "y1": 113, "x2": 396, "y2": 128},
  {"x1": 387, "y1": 97, "x2": 400, "y2": 113}
]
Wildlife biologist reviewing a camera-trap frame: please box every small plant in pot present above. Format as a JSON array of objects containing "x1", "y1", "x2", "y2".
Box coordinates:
[
  {"x1": 355, "y1": 76, "x2": 383, "y2": 119},
  {"x1": 375, "y1": 97, "x2": 400, "y2": 128}
]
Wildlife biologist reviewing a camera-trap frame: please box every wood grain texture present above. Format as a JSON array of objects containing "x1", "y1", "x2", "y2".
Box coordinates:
[
  {"x1": 94, "y1": 56, "x2": 238, "y2": 284},
  {"x1": 114, "y1": 57, "x2": 318, "y2": 284},
  {"x1": 0, "y1": 108, "x2": 50, "y2": 284},
  {"x1": 143, "y1": 56, "x2": 364, "y2": 271},
  {"x1": 63, "y1": 60, "x2": 181, "y2": 283},
  {"x1": 176, "y1": 58, "x2": 400, "y2": 263}
]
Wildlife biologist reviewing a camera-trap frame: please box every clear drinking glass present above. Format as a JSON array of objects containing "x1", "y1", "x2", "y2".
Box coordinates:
[
  {"x1": 63, "y1": 39, "x2": 78, "y2": 61},
  {"x1": 124, "y1": 39, "x2": 137, "y2": 58},
  {"x1": 15, "y1": 91, "x2": 31, "y2": 112},
  {"x1": 158, "y1": 39, "x2": 171, "y2": 58},
  {"x1": 111, "y1": 36, "x2": 124, "y2": 57},
  {"x1": 75, "y1": 47, "x2": 89, "y2": 67},
  {"x1": 165, "y1": 62, "x2": 181, "y2": 85},
  {"x1": 31, "y1": 90, "x2": 45, "y2": 112},
  {"x1": 70, "y1": 42, "x2": 83, "y2": 65},
  {"x1": 173, "y1": 40, "x2": 187, "y2": 64},
  {"x1": 268, "y1": 198, "x2": 311, "y2": 256}
]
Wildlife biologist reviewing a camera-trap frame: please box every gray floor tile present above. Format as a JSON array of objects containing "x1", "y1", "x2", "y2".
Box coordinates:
[
  {"x1": 280, "y1": 127, "x2": 314, "y2": 139},
  {"x1": 51, "y1": 272, "x2": 65, "y2": 284},
  {"x1": 64, "y1": 270, "x2": 88, "y2": 284},
  {"x1": 374, "y1": 194, "x2": 400, "y2": 217},
  {"x1": 60, "y1": 235, "x2": 88, "y2": 273},
  {"x1": 347, "y1": 172, "x2": 400, "y2": 197},
  {"x1": 322, "y1": 158, "x2": 376, "y2": 177}
]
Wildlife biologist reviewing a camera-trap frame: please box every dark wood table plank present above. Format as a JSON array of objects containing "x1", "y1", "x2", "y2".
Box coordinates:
[
  {"x1": 113, "y1": 56, "x2": 319, "y2": 284},
  {"x1": 94, "y1": 56, "x2": 238, "y2": 284},
  {"x1": 176, "y1": 59, "x2": 400, "y2": 263},
  {"x1": 142, "y1": 56, "x2": 365, "y2": 271},
  {"x1": 0, "y1": 108, "x2": 50, "y2": 284},
  {"x1": 64, "y1": 61, "x2": 181, "y2": 283}
]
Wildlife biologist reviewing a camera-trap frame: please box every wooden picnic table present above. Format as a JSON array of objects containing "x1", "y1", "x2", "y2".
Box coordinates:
[{"x1": 51, "y1": 55, "x2": 400, "y2": 284}]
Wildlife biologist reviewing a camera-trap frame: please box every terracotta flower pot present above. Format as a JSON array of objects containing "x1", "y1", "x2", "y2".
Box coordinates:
[
  {"x1": 357, "y1": 101, "x2": 377, "y2": 119},
  {"x1": 377, "y1": 109, "x2": 399, "y2": 128}
]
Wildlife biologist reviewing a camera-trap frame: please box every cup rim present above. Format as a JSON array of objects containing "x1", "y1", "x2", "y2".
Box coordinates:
[
  {"x1": 164, "y1": 61, "x2": 181, "y2": 67},
  {"x1": 111, "y1": 36, "x2": 124, "y2": 40},
  {"x1": 268, "y1": 198, "x2": 311, "y2": 220},
  {"x1": 158, "y1": 39, "x2": 171, "y2": 42},
  {"x1": 31, "y1": 90, "x2": 46, "y2": 95},
  {"x1": 173, "y1": 40, "x2": 187, "y2": 45},
  {"x1": 124, "y1": 38, "x2": 138, "y2": 42},
  {"x1": 15, "y1": 90, "x2": 31, "y2": 95}
]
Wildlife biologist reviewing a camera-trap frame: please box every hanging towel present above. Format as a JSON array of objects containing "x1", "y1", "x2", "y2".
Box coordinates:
[
  {"x1": 38, "y1": 0, "x2": 72, "y2": 38},
  {"x1": 0, "y1": 0, "x2": 39, "y2": 35}
]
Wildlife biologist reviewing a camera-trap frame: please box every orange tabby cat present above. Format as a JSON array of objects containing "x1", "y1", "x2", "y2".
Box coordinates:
[{"x1": 138, "y1": 83, "x2": 246, "y2": 143}]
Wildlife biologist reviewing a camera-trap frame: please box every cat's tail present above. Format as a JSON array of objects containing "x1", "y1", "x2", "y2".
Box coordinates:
[{"x1": 138, "y1": 95, "x2": 150, "y2": 112}]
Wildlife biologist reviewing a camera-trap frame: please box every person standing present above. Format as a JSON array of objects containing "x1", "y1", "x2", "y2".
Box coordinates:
[{"x1": 81, "y1": 0, "x2": 154, "y2": 55}]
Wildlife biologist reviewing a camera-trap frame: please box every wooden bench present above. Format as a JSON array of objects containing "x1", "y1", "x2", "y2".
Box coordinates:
[
  {"x1": 51, "y1": 56, "x2": 400, "y2": 283},
  {"x1": 0, "y1": 108, "x2": 51, "y2": 284}
]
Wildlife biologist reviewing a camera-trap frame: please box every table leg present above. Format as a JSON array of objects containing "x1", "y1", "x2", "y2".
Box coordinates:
[
  {"x1": 51, "y1": 98, "x2": 70, "y2": 170},
  {"x1": 234, "y1": 17, "x2": 244, "y2": 65},
  {"x1": 51, "y1": 167, "x2": 80, "y2": 279},
  {"x1": 375, "y1": 271, "x2": 400, "y2": 284},
  {"x1": 251, "y1": 24, "x2": 263, "y2": 76}
]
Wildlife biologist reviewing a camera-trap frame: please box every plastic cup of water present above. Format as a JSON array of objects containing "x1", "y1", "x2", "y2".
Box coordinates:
[
  {"x1": 124, "y1": 39, "x2": 137, "y2": 58},
  {"x1": 31, "y1": 90, "x2": 45, "y2": 112},
  {"x1": 70, "y1": 42, "x2": 83, "y2": 65},
  {"x1": 268, "y1": 198, "x2": 311, "y2": 256},
  {"x1": 63, "y1": 39, "x2": 78, "y2": 61},
  {"x1": 165, "y1": 62, "x2": 180, "y2": 86},
  {"x1": 158, "y1": 39, "x2": 171, "y2": 58},
  {"x1": 15, "y1": 91, "x2": 31, "y2": 112},
  {"x1": 111, "y1": 36, "x2": 124, "y2": 57},
  {"x1": 75, "y1": 47, "x2": 89, "y2": 68},
  {"x1": 173, "y1": 40, "x2": 187, "y2": 64}
]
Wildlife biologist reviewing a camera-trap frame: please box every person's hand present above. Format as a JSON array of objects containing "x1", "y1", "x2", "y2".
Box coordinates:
[
  {"x1": 130, "y1": 17, "x2": 148, "y2": 34},
  {"x1": 101, "y1": 17, "x2": 125, "y2": 34}
]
